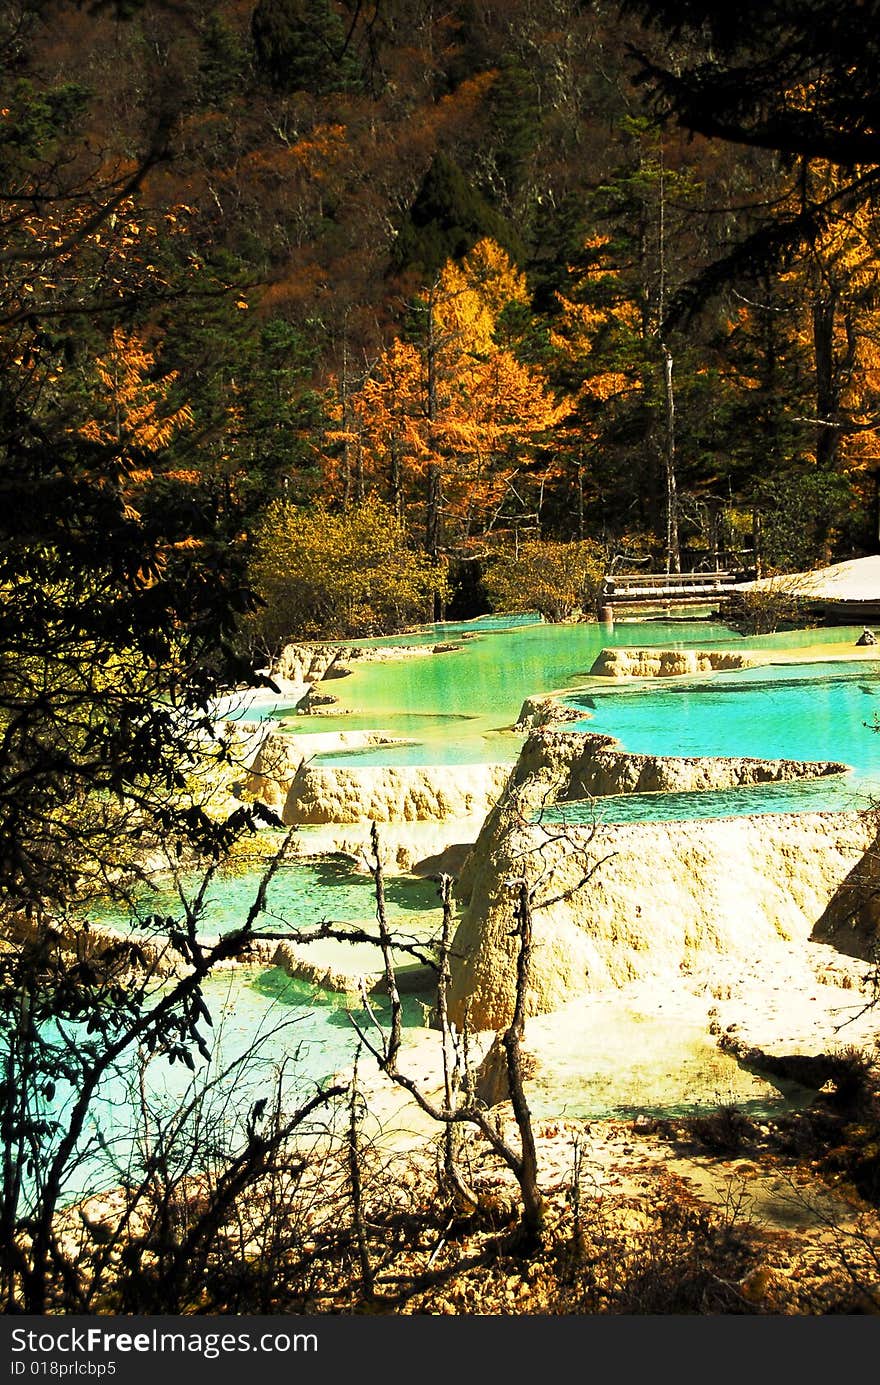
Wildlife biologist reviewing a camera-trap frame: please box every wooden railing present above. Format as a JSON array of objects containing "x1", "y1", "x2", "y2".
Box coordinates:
[{"x1": 600, "y1": 570, "x2": 753, "y2": 603}]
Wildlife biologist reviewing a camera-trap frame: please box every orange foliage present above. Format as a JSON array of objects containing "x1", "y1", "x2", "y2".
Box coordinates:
[
  {"x1": 80, "y1": 327, "x2": 194, "y2": 453},
  {"x1": 322, "y1": 239, "x2": 566, "y2": 543}
]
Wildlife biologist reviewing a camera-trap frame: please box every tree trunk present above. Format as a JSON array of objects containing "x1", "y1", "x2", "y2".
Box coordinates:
[
  {"x1": 425, "y1": 462, "x2": 441, "y2": 558},
  {"x1": 661, "y1": 341, "x2": 680, "y2": 573},
  {"x1": 389, "y1": 433, "x2": 403, "y2": 520},
  {"x1": 813, "y1": 293, "x2": 841, "y2": 470}
]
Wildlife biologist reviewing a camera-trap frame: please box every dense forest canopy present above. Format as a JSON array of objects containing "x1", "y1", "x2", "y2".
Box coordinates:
[{"x1": 3, "y1": 0, "x2": 878, "y2": 636}]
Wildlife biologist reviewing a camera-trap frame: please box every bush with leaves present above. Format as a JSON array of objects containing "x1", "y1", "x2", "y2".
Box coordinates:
[
  {"x1": 723, "y1": 576, "x2": 815, "y2": 635},
  {"x1": 248, "y1": 497, "x2": 445, "y2": 649},
  {"x1": 482, "y1": 539, "x2": 608, "y2": 622}
]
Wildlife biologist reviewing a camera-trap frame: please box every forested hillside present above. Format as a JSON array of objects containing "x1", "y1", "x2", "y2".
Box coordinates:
[{"x1": 7, "y1": 0, "x2": 880, "y2": 637}]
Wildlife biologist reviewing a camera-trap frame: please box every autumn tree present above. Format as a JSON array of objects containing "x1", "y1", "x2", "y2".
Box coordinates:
[{"x1": 326, "y1": 237, "x2": 564, "y2": 555}]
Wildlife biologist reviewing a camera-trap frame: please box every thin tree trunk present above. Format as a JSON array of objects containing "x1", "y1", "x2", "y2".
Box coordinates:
[
  {"x1": 661, "y1": 341, "x2": 680, "y2": 574},
  {"x1": 389, "y1": 433, "x2": 403, "y2": 520},
  {"x1": 425, "y1": 462, "x2": 441, "y2": 559},
  {"x1": 502, "y1": 881, "x2": 544, "y2": 1249},
  {"x1": 813, "y1": 293, "x2": 840, "y2": 470}
]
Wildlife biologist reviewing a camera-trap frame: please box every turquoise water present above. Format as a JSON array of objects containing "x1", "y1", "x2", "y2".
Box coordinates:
[
  {"x1": 91, "y1": 855, "x2": 445, "y2": 992},
  {"x1": 554, "y1": 658, "x2": 880, "y2": 822},
  {"x1": 262, "y1": 614, "x2": 768, "y2": 766},
  {"x1": 96, "y1": 856, "x2": 444, "y2": 943},
  {"x1": 254, "y1": 614, "x2": 880, "y2": 822},
  {"x1": 64, "y1": 610, "x2": 880, "y2": 1180},
  {"x1": 52, "y1": 608, "x2": 872, "y2": 1200},
  {"x1": 47, "y1": 967, "x2": 428, "y2": 1203}
]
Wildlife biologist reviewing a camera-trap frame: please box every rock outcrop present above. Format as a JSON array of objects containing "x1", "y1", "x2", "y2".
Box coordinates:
[
  {"x1": 590, "y1": 647, "x2": 759, "y2": 678},
  {"x1": 455, "y1": 732, "x2": 848, "y2": 865},
  {"x1": 513, "y1": 695, "x2": 583, "y2": 732},
  {"x1": 275, "y1": 643, "x2": 352, "y2": 684},
  {"x1": 448, "y1": 729, "x2": 868, "y2": 1030},
  {"x1": 244, "y1": 728, "x2": 511, "y2": 825},
  {"x1": 281, "y1": 761, "x2": 511, "y2": 825},
  {"x1": 550, "y1": 731, "x2": 848, "y2": 800},
  {"x1": 273, "y1": 640, "x2": 439, "y2": 686},
  {"x1": 245, "y1": 729, "x2": 403, "y2": 815},
  {"x1": 450, "y1": 807, "x2": 876, "y2": 1030},
  {"x1": 811, "y1": 827, "x2": 880, "y2": 961}
]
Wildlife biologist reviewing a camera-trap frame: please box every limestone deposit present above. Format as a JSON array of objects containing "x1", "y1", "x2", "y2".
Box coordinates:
[
  {"x1": 273, "y1": 639, "x2": 437, "y2": 686},
  {"x1": 288, "y1": 819, "x2": 491, "y2": 876},
  {"x1": 281, "y1": 760, "x2": 511, "y2": 825},
  {"x1": 552, "y1": 730, "x2": 848, "y2": 799},
  {"x1": 451, "y1": 806, "x2": 876, "y2": 1029},
  {"x1": 244, "y1": 728, "x2": 511, "y2": 826},
  {"x1": 811, "y1": 824, "x2": 880, "y2": 962},
  {"x1": 590, "y1": 646, "x2": 759, "y2": 678},
  {"x1": 244, "y1": 728, "x2": 407, "y2": 815},
  {"x1": 449, "y1": 730, "x2": 872, "y2": 1030},
  {"x1": 513, "y1": 694, "x2": 583, "y2": 732},
  {"x1": 274, "y1": 643, "x2": 352, "y2": 684},
  {"x1": 455, "y1": 732, "x2": 849, "y2": 849}
]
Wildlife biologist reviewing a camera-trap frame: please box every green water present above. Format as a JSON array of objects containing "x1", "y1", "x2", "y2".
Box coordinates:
[
  {"x1": 260, "y1": 614, "x2": 777, "y2": 766},
  {"x1": 99, "y1": 856, "x2": 443, "y2": 941}
]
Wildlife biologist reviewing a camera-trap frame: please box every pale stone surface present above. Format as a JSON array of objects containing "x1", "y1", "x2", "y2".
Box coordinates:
[
  {"x1": 554, "y1": 731, "x2": 848, "y2": 798},
  {"x1": 450, "y1": 807, "x2": 876, "y2": 1029},
  {"x1": 274, "y1": 640, "x2": 436, "y2": 686},
  {"x1": 455, "y1": 732, "x2": 849, "y2": 873},
  {"x1": 244, "y1": 728, "x2": 409, "y2": 814},
  {"x1": 736, "y1": 554, "x2": 880, "y2": 602},
  {"x1": 590, "y1": 646, "x2": 759, "y2": 678},
  {"x1": 448, "y1": 730, "x2": 875, "y2": 1030},
  {"x1": 811, "y1": 825, "x2": 880, "y2": 961},
  {"x1": 275, "y1": 643, "x2": 349, "y2": 684},
  {"x1": 513, "y1": 694, "x2": 582, "y2": 732},
  {"x1": 245, "y1": 728, "x2": 510, "y2": 828},
  {"x1": 282, "y1": 761, "x2": 511, "y2": 825},
  {"x1": 243, "y1": 726, "x2": 511, "y2": 866},
  {"x1": 287, "y1": 819, "x2": 487, "y2": 875}
]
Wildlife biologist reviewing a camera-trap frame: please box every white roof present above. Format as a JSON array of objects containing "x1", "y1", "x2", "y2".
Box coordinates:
[{"x1": 737, "y1": 554, "x2": 880, "y2": 602}]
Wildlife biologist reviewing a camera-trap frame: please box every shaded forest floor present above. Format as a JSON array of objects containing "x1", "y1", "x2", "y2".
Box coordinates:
[
  {"x1": 64, "y1": 1098, "x2": 880, "y2": 1316},
  {"x1": 313, "y1": 1106, "x2": 880, "y2": 1315}
]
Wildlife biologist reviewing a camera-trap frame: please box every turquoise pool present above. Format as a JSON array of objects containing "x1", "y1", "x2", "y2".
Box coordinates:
[
  {"x1": 555, "y1": 658, "x2": 880, "y2": 823},
  {"x1": 255, "y1": 614, "x2": 880, "y2": 820},
  {"x1": 44, "y1": 967, "x2": 428, "y2": 1203}
]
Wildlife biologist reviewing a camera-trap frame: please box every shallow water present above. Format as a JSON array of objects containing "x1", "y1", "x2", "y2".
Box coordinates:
[
  {"x1": 556, "y1": 658, "x2": 880, "y2": 822},
  {"x1": 93, "y1": 856, "x2": 445, "y2": 971},
  {"x1": 260, "y1": 614, "x2": 750, "y2": 765},
  {"x1": 523, "y1": 1001, "x2": 811, "y2": 1121},
  {"x1": 254, "y1": 614, "x2": 880, "y2": 821},
  {"x1": 52, "y1": 968, "x2": 429, "y2": 1203}
]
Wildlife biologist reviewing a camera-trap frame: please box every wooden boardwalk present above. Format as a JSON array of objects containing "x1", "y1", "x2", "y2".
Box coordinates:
[{"x1": 600, "y1": 570, "x2": 749, "y2": 607}]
